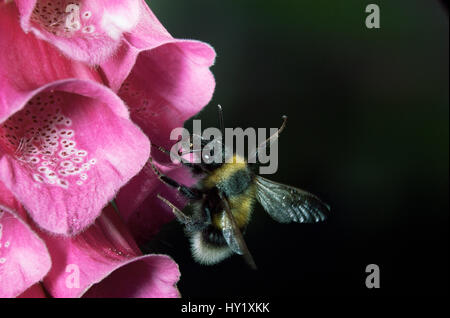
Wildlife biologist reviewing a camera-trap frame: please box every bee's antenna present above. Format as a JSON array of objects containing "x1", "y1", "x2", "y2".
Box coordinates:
[
  {"x1": 255, "y1": 115, "x2": 288, "y2": 154},
  {"x1": 217, "y1": 104, "x2": 225, "y2": 141}
]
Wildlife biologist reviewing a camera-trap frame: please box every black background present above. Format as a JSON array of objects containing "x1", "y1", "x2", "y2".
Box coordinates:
[{"x1": 143, "y1": 0, "x2": 449, "y2": 301}]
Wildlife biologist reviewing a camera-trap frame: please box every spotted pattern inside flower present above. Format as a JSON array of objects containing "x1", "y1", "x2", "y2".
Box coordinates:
[
  {"x1": 118, "y1": 79, "x2": 160, "y2": 126},
  {"x1": 0, "y1": 208, "x2": 7, "y2": 265},
  {"x1": 0, "y1": 92, "x2": 96, "y2": 188},
  {"x1": 30, "y1": 1, "x2": 96, "y2": 37},
  {"x1": 118, "y1": 75, "x2": 174, "y2": 165}
]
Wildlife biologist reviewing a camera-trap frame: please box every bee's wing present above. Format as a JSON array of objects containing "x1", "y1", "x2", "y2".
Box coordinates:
[
  {"x1": 255, "y1": 176, "x2": 330, "y2": 223},
  {"x1": 219, "y1": 194, "x2": 257, "y2": 269},
  {"x1": 221, "y1": 213, "x2": 243, "y2": 255}
]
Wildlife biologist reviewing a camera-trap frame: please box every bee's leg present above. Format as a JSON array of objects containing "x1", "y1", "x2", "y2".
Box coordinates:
[
  {"x1": 149, "y1": 157, "x2": 202, "y2": 200},
  {"x1": 203, "y1": 204, "x2": 213, "y2": 225},
  {"x1": 157, "y1": 194, "x2": 192, "y2": 224},
  {"x1": 157, "y1": 194, "x2": 209, "y2": 231}
]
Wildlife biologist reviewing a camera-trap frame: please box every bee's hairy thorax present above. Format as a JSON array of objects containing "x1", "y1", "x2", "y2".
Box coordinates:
[{"x1": 199, "y1": 154, "x2": 256, "y2": 229}]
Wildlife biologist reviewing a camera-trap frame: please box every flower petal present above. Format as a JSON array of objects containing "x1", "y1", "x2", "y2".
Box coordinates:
[
  {"x1": 82, "y1": 255, "x2": 180, "y2": 298},
  {"x1": 0, "y1": 181, "x2": 51, "y2": 298},
  {"x1": 115, "y1": 41, "x2": 216, "y2": 161},
  {"x1": 116, "y1": 161, "x2": 195, "y2": 244},
  {"x1": 0, "y1": 81, "x2": 150, "y2": 235},
  {"x1": 14, "y1": 0, "x2": 141, "y2": 64},
  {"x1": 39, "y1": 205, "x2": 180, "y2": 298}
]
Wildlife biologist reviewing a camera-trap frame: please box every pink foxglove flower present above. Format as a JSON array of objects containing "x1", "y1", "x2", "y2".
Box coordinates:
[
  {"x1": 1, "y1": 0, "x2": 216, "y2": 297},
  {"x1": 0, "y1": 184, "x2": 180, "y2": 298},
  {"x1": 9, "y1": 0, "x2": 216, "y2": 242},
  {"x1": 38, "y1": 205, "x2": 180, "y2": 298},
  {"x1": 0, "y1": 2, "x2": 150, "y2": 235},
  {"x1": 15, "y1": 0, "x2": 141, "y2": 65}
]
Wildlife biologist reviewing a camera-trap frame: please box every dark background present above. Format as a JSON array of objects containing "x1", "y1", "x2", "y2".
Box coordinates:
[{"x1": 144, "y1": 0, "x2": 449, "y2": 300}]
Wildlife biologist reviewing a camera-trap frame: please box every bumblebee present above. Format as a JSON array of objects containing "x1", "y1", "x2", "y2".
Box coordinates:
[{"x1": 151, "y1": 106, "x2": 330, "y2": 269}]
